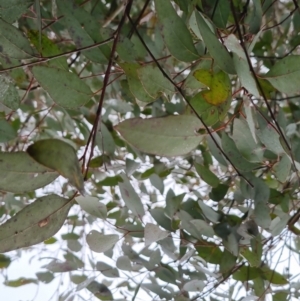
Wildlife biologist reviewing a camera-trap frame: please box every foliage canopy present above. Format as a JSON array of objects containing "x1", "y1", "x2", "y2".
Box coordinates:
[{"x1": 1, "y1": 0, "x2": 300, "y2": 300}]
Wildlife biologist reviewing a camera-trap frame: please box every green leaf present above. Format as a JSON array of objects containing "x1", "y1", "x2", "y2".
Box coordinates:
[
  {"x1": 193, "y1": 69, "x2": 231, "y2": 105},
  {"x1": 0, "y1": 152, "x2": 58, "y2": 193},
  {"x1": 190, "y1": 92, "x2": 231, "y2": 126},
  {"x1": 260, "y1": 266, "x2": 288, "y2": 285},
  {"x1": 0, "y1": 117, "x2": 16, "y2": 142},
  {"x1": 195, "y1": 12, "x2": 235, "y2": 74},
  {"x1": 0, "y1": 194, "x2": 73, "y2": 253},
  {"x1": 265, "y1": 55, "x2": 300, "y2": 95},
  {"x1": 222, "y1": 132, "x2": 260, "y2": 172},
  {"x1": 273, "y1": 292, "x2": 289, "y2": 301},
  {"x1": 144, "y1": 223, "x2": 169, "y2": 246},
  {"x1": 273, "y1": 154, "x2": 291, "y2": 182},
  {"x1": 0, "y1": 75, "x2": 20, "y2": 109},
  {"x1": 154, "y1": 0, "x2": 199, "y2": 62},
  {"x1": 118, "y1": 173, "x2": 145, "y2": 217},
  {"x1": 76, "y1": 196, "x2": 107, "y2": 219},
  {"x1": 224, "y1": 34, "x2": 260, "y2": 97},
  {"x1": 57, "y1": 1, "x2": 108, "y2": 63},
  {"x1": 0, "y1": 18, "x2": 36, "y2": 60},
  {"x1": 137, "y1": 64, "x2": 175, "y2": 99},
  {"x1": 195, "y1": 163, "x2": 219, "y2": 188},
  {"x1": 96, "y1": 261, "x2": 119, "y2": 278},
  {"x1": 0, "y1": 254, "x2": 11, "y2": 269},
  {"x1": 156, "y1": 266, "x2": 177, "y2": 285},
  {"x1": 256, "y1": 114, "x2": 285, "y2": 155},
  {"x1": 232, "y1": 118, "x2": 263, "y2": 162},
  {"x1": 120, "y1": 63, "x2": 153, "y2": 103},
  {"x1": 86, "y1": 230, "x2": 119, "y2": 253},
  {"x1": 195, "y1": 241, "x2": 223, "y2": 264},
  {"x1": 150, "y1": 208, "x2": 173, "y2": 231},
  {"x1": 4, "y1": 277, "x2": 37, "y2": 287},
  {"x1": 36, "y1": 272, "x2": 54, "y2": 284},
  {"x1": 233, "y1": 266, "x2": 260, "y2": 281},
  {"x1": 240, "y1": 247, "x2": 261, "y2": 267},
  {"x1": 209, "y1": 184, "x2": 229, "y2": 202},
  {"x1": 190, "y1": 219, "x2": 215, "y2": 237},
  {"x1": 0, "y1": 0, "x2": 33, "y2": 23},
  {"x1": 32, "y1": 66, "x2": 93, "y2": 109},
  {"x1": 246, "y1": 0, "x2": 263, "y2": 34},
  {"x1": 116, "y1": 256, "x2": 132, "y2": 271},
  {"x1": 115, "y1": 115, "x2": 203, "y2": 157},
  {"x1": 27, "y1": 139, "x2": 84, "y2": 194},
  {"x1": 198, "y1": 200, "x2": 220, "y2": 223},
  {"x1": 27, "y1": 31, "x2": 68, "y2": 70}
]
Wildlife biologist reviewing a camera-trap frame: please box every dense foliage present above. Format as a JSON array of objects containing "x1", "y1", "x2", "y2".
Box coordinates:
[{"x1": 1, "y1": 0, "x2": 300, "y2": 300}]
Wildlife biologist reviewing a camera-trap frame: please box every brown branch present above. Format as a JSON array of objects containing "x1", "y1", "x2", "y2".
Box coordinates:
[
  {"x1": 82, "y1": 0, "x2": 133, "y2": 179},
  {"x1": 0, "y1": 37, "x2": 114, "y2": 73}
]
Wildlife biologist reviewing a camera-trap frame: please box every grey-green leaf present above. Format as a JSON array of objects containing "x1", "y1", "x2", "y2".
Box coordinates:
[
  {"x1": 0, "y1": 117, "x2": 16, "y2": 142},
  {"x1": 224, "y1": 34, "x2": 260, "y2": 97},
  {"x1": 0, "y1": 0, "x2": 33, "y2": 23},
  {"x1": 195, "y1": 12, "x2": 235, "y2": 74},
  {"x1": 76, "y1": 196, "x2": 107, "y2": 219},
  {"x1": 0, "y1": 152, "x2": 58, "y2": 193},
  {"x1": 32, "y1": 66, "x2": 93, "y2": 109},
  {"x1": 144, "y1": 223, "x2": 169, "y2": 246},
  {"x1": 265, "y1": 55, "x2": 300, "y2": 95},
  {"x1": 0, "y1": 18, "x2": 36, "y2": 59},
  {"x1": 57, "y1": 1, "x2": 108, "y2": 64},
  {"x1": 27, "y1": 139, "x2": 84, "y2": 194},
  {"x1": 154, "y1": 0, "x2": 199, "y2": 62},
  {"x1": 115, "y1": 115, "x2": 203, "y2": 157},
  {"x1": 0, "y1": 75, "x2": 20, "y2": 109},
  {"x1": 0, "y1": 195, "x2": 73, "y2": 253},
  {"x1": 222, "y1": 132, "x2": 260, "y2": 172},
  {"x1": 86, "y1": 230, "x2": 119, "y2": 253},
  {"x1": 118, "y1": 173, "x2": 145, "y2": 217}
]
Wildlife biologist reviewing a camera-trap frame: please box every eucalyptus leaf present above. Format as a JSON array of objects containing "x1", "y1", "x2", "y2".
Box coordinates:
[
  {"x1": 0, "y1": 152, "x2": 58, "y2": 193},
  {"x1": 115, "y1": 115, "x2": 203, "y2": 157},
  {"x1": 0, "y1": 195, "x2": 73, "y2": 253},
  {"x1": 27, "y1": 139, "x2": 85, "y2": 194}
]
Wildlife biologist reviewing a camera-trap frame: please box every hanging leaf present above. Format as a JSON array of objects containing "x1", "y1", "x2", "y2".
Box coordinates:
[
  {"x1": 154, "y1": 0, "x2": 199, "y2": 62},
  {"x1": 0, "y1": 117, "x2": 17, "y2": 142},
  {"x1": 137, "y1": 64, "x2": 175, "y2": 100},
  {"x1": 57, "y1": 1, "x2": 108, "y2": 63},
  {"x1": 0, "y1": 18, "x2": 37, "y2": 60},
  {"x1": 86, "y1": 230, "x2": 119, "y2": 253},
  {"x1": 224, "y1": 34, "x2": 260, "y2": 97},
  {"x1": 4, "y1": 277, "x2": 37, "y2": 287},
  {"x1": 32, "y1": 66, "x2": 93, "y2": 109},
  {"x1": 0, "y1": 194, "x2": 73, "y2": 253},
  {"x1": 232, "y1": 118, "x2": 264, "y2": 162},
  {"x1": 76, "y1": 196, "x2": 107, "y2": 219},
  {"x1": 222, "y1": 132, "x2": 261, "y2": 171},
  {"x1": 0, "y1": 0, "x2": 33, "y2": 23},
  {"x1": 195, "y1": 12, "x2": 235, "y2": 74},
  {"x1": 194, "y1": 163, "x2": 220, "y2": 188},
  {"x1": 0, "y1": 75, "x2": 20, "y2": 109},
  {"x1": 265, "y1": 55, "x2": 300, "y2": 95},
  {"x1": 144, "y1": 223, "x2": 169, "y2": 246},
  {"x1": 115, "y1": 115, "x2": 203, "y2": 157},
  {"x1": 118, "y1": 173, "x2": 145, "y2": 217},
  {"x1": 27, "y1": 139, "x2": 84, "y2": 194},
  {"x1": 27, "y1": 31, "x2": 68, "y2": 70},
  {"x1": 0, "y1": 152, "x2": 58, "y2": 193},
  {"x1": 120, "y1": 62, "x2": 154, "y2": 103}
]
